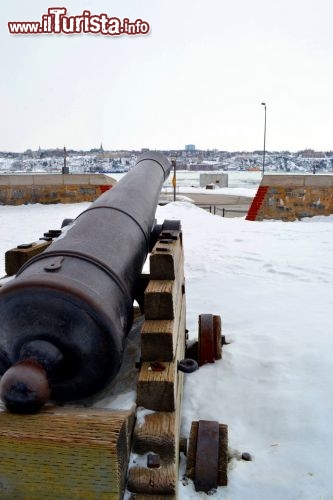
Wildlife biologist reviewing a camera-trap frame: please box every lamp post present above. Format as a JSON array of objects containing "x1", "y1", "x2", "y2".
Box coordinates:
[
  {"x1": 261, "y1": 102, "x2": 267, "y2": 176},
  {"x1": 62, "y1": 146, "x2": 68, "y2": 174}
]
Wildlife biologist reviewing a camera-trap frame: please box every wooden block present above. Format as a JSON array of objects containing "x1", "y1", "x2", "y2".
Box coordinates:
[
  {"x1": 127, "y1": 464, "x2": 176, "y2": 495},
  {"x1": 0, "y1": 406, "x2": 135, "y2": 499},
  {"x1": 141, "y1": 287, "x2": 183, "y2": 361},
  {"x1": 129, "y1": 382, "x2": 183, "y2": 497},
  {"x1": 5, "y1": 240, "x2": 51, "y2": 276},
  {"x1": 137, "y1": 297, "x2": 186, "y2": 411},
  {"x1": 150, "y1": 233, "x2": 183, "y2": 280},
  {"x1": 141, "y1": 319, "x2": 176, "y2": 362},
  {"x1": 133, "y1": 412, "x2": 176, "y2": 460},
  {"x1": 137, "y1": 360, "x2": 177, "y2": 412},
  {"x1": 143, "y1": 278, "x2": 183, "y2": 321},
  {"x1": 144, "y1": 262, "x2": 184, "y2": 320},
  {"x1": 131, "y1": 241, "x2": 186, "y2": 497}
]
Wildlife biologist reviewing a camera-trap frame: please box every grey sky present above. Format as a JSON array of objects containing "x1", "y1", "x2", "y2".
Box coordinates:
[{"x1": 1, "y1": 0, "x2": 333, "y2": 151}]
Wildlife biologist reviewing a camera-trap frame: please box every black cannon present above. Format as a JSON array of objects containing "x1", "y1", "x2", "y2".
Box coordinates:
[{"x1": 0, "y1": 152, "x2": 171, "y2": 413}]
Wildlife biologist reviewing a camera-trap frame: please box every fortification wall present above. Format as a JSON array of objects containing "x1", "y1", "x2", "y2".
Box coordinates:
[
  {"x1": 0, "y1": 174, "x2": 116, "y2": 205},
  {"x1": 246, "y1": 174, "x2": 333, "y2": 221}
]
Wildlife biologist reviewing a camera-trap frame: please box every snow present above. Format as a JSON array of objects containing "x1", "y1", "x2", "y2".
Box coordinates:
[
  {"x1": 0, "y1": 202, "x2": 91, "y2": 277},
  {"x1": 1, "y1": 200, "x2": 333, "y2": 498}
]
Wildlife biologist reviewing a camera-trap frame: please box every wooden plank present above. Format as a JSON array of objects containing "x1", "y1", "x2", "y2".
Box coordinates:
[
  {"x1": 0, "y1": 406, "x2": 135, "y2": 499},
  {"x1": 142, "y1": 243, "x2": 184, "y2": 359},
  {"x1": 137, "y1": 296, "x2": 186, "y2": 411},
  {"x1": 144, "y1": 280, "x2": 175, "y2": 320},
  {"x1": 141, "y1": 318, "x2": 176, "y2": 362},
  {"x1": 133, "y1": 411, "x2": 176, "y2": 460},
  {"x1": 130, "y1": 241, "x2": 186, "y2": 497},
  {"x1": 143, "y1": 275, "x2": 184, "y2": 321},
  {"x1": 136, "y1": 359, "x2": 177, "y2": 412},
  {"x1": 144, "y1": 257, "x2": 184, "y2": 320},
  {"x1": 129, "y1": 378, "x2": 184, "y2": 497},
  {"x1": 5, "y1": 240, "x2": 51, "y2": 276},
  {"x1": 141, "y1": 282, "x2": 183, "y2": 361},
  {"x1": 127, "y1": 464, "x2": 176, "y2": 495},
  {"x1": 150, "y1": 233, "x2": 183, "y2": 280},
  {"x1": 129, "y1": 294, "x2": 186, "y2": 496}
]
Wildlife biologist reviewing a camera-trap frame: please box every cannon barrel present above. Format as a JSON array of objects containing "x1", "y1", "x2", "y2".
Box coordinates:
[{"x1": 0, "y1": 152, "x2": 171, "y2": 413}]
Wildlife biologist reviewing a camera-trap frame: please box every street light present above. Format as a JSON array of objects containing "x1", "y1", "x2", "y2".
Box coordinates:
[{"x1": 261, "y1": 102, "x2": 267, "y2": 176}]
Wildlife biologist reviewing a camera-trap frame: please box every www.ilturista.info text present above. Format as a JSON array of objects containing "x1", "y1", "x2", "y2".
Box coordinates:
[{"x1": 8, "y1": 8, "x2": 150, "y2": 36}]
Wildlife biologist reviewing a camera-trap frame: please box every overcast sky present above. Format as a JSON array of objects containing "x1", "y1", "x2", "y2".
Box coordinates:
[{"x1": 1, "y1": 0, "x2": 333, "y2": 152}]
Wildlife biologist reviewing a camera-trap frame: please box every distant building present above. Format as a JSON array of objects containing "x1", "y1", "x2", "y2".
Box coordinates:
[
  {"x1": 200, "y1": 173, "x2": 228, "y2": 188},
  {"x1": 90, "y1": 143, "x2": 104, "y2": 154},
  {"x1": 185, "y1": 144, "x2": 196, "y2": 151},
  {"x1": 299, "y1": 149, "x2": 325, "y2": 159},
  {"x1": 185, "y1": 163, "x2": 219, "y2": 171}
]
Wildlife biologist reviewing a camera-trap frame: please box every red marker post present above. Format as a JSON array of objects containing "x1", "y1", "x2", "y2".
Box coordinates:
[{"x1": 171, "y1": 157, "x2": 176, "y2": 201}]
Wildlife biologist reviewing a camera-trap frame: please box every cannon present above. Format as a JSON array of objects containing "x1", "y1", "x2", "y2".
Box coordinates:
[{"x1": 0, "y1": 151, "x2": 171, "y2": 413}]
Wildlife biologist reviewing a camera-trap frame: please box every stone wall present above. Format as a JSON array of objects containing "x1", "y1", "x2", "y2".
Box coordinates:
[
  {"x1": 0, "y1": 174, "x2": 116, "y2": 205},
  {"x1": 246, "y1": 174, "x2": 333, "y2": 221}
]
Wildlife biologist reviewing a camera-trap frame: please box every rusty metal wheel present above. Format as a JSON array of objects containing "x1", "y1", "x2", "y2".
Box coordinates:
[
  {"x1": 198, "y1": 314, "x2": 222, "y2": 366},
  {"x1": 186, "y1": 420, "x2": 228, "y2": 492},
  {"x1": 213, "y1": 315, "x2": 222, "y2": 360},
  {"x1": 198, "y1": 314, "x2": 215, "y2": 366}
]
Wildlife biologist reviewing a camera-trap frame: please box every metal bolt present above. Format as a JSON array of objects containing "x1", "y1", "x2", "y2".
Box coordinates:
[{"x1": 147, "y1": 453, "x2": 160, "y2": 468}]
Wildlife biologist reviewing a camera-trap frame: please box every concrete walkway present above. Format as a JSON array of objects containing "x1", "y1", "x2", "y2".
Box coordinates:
[{"x1": 181, "y1": 191, "x2": 252, "y2": 217}]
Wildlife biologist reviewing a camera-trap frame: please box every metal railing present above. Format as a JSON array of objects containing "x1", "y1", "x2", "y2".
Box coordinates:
[{"x1": 198, "y1": 204, "x2": 248, "y2": 217}]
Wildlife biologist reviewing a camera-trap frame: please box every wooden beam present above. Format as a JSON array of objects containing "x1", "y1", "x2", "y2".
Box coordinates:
[
  {"x1": 137, "y1": 296, "x2": 186, "y2": 411},
  {"x1": 130, "y1": 227, "x2": 186, "y2": 497},
  {"x1": 143, "y1": 272, "x2": 184, "y2": 322},
  {"x1": 129, "y1": 374, "x2": 184, "y2": 497},
  {"x1": 150, "y1": 232, "x2": 183, "y2": 280},
  {"x1": 0, "y1": 406, "x2": 135, "y2": 499},
  {"x1": 133, "y1": 411, "x2": 176, "y2": 461},
  {"x1": 141, "y1": 280, "x2": 183, "y2": 361},
  {"x1": 5, "y1": 240, "x2": 51, "y2": 276},
  {"x1": 127, "y1": 464, "x2": 176, "y2": 495},
  {"x1": 144, "y1": 260, "x2": 184, "y2": 320}
]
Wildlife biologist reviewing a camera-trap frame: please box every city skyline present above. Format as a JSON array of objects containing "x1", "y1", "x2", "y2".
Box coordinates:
[{"x1": 1, "y1": 0, "x2": 333, "y2": 152}]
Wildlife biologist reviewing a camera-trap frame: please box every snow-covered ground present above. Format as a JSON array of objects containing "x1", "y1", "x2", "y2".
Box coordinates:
[{"x1": 1, "y1": 201, "x2": 333, "y2": 499}]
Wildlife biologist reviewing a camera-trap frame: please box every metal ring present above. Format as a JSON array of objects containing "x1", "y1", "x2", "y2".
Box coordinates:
[{"x1": 177, "y1": 358, "x2": 199, "y2": 373}]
